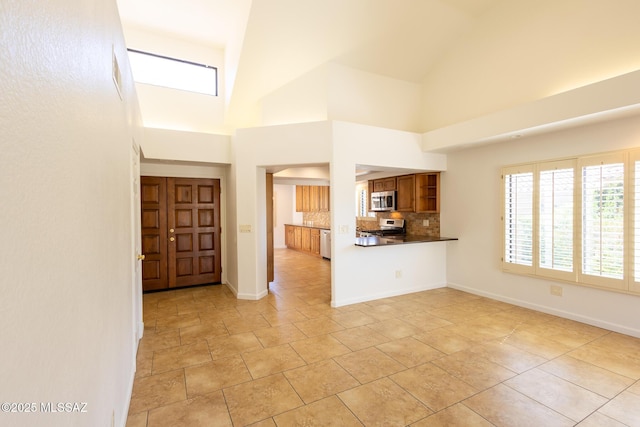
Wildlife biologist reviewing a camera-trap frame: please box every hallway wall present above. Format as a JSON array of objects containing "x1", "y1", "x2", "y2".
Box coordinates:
[{"x1": 0, "y1": 1, "x2": 142, "y2": 426}]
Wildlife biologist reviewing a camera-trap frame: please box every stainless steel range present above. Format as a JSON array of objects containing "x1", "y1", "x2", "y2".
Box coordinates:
[{"x1": 358, "y1": 218, "x2": 405, "y2": 237}]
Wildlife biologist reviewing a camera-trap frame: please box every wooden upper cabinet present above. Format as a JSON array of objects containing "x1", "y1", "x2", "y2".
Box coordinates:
[
  {"x1": 295, "y1": 186, "x2": 303, "y2": 212},
  {"x1": 416, "y1": 172, "x2": 440, "y2": 213},
  {"x1": 295, "y1": 185, "x2": 330, "y2": 212},
  {"x1": 309, "y1": 186, "x2": 320, "y2": 211},
  {"x1": 396, "y1": 174, "x2": 415, "y2": 212},
  {"x1": 372, "y1": 177, "x2": 396, "y2": 192},
  {"x1": 319, "y1": 186, "x2": 330, "y2": 212},
  {"x1": 302, "y1": 186, "x2": 311, "y2": 212}
]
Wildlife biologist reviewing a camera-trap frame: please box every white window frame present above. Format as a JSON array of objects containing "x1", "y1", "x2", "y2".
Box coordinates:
[
  {"x1": 535, "y1": 159, "x2": 577, "y2": 282},
  {"x1": 502, "y1": 164, "x2": 534, "y2": 275},
  {"x1": 577, "y1": 152, "x2": 626, "y2": 291},
  {"x1": 501, "y1": 148, "x2": 640, "y2": 296},
  {"x1": 127, "y1": 49, "x2": 218, "y2": 96},
  {"x1": 629, "y1": 149, "x2": 640, "y2": 293}
]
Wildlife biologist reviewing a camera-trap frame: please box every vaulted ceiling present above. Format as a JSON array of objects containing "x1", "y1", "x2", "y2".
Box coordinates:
[
  {"x1": 116, "y1": 0, "x2": 502, "y2": 126},
  {"x1": 117, "y1": 0, "x2": 640, "y2": 140}
]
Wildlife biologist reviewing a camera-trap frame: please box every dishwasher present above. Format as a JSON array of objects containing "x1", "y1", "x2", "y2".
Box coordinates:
[{"x1": 320, "y1": 229, "x2": 331, "y2": 260}]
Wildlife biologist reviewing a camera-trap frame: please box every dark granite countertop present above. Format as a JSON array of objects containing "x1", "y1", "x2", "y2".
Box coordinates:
[{"x1": 355, "y1": 235, "x2": 458, "y2": 247}]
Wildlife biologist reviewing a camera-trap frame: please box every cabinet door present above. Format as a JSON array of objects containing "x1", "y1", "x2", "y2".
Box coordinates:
[
  {"x1": 295, "y1": 186, "x2": 303, "y2": 212},
  {"x1": 294, "y1": 226, "x2": 302, "y2": 248},
  {"x1": 310, "y1": 186, "x2": 320, "y2": 211},
  {"x1": 310, "y1": 228, "x2": 321, "y2": 255},
  {"x1": 396, "y1": 174, "x2": 415, "y2": 212},
  {"x1": 372, "y1": 180, "x2": 384, "y2": 192},
  {"x1": 382, "y1": 177, "x2": 397, "y2": 191},
  {"x1": 285, "y1": 225, "x2": 293, "y2": 248},
  {"x1": 302, "y1": 186, "x2": 310, "y2": 212},
  {"x1": 301, "y1": 227, "x2": 311, "y2": 252},
  {"x1": 416, "y1": 172, "x2": 440, "y2": 213},
  {"x1": 319, "y1": 186, "x2": 330, "y2": 212}
]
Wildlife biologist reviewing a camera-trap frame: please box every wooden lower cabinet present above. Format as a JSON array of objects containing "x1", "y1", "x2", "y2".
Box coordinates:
[
  {"x1": 285, "y1": 225, "x2": 323, "y2": 256},
  {"x1": 310, "y1": 228, "x2": 320, "y2": 255}
]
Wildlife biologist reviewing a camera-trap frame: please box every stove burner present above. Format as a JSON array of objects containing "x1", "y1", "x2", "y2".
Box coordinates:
[{"x1": 358, "y1": 218, "x2": 406, "y2": 238}]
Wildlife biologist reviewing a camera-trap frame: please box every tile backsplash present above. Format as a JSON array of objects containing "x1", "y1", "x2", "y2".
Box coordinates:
[
  {"x1": 302, "y1": 211, "x2": 330, "y2": 228},
  {"x1": 304, "y1": 210, "x2": 440, "y2": 236},
  {"x1": 357, "y1": 212, "x2": 440, "y2": 237}
]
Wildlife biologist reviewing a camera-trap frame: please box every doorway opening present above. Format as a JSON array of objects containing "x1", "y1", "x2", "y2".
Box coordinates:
[{"x1": 266, "y1": 164, "x2": 332, "y2": 304}]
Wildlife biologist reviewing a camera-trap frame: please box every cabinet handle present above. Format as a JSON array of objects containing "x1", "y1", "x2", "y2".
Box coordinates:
[
  {"x1": 169, "y1": 237, "x2": 175, "y2": 242},
  {"x1": 169, "y1": 228, "x2": 175, "y2": 233}
]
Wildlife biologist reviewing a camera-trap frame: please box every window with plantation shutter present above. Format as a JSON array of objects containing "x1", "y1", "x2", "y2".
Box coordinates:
[
  {"x1": 578, "y1": 154, "x2": 625, "y2": 289},
  {"x1": 631, "y1": 150, "x2": 640, "y2": 293},
  {"x1": 537, "y1": 160, "x2": 575, "y2": 280},
  {"x1": 501, "y1": 149, "x2": 640, "y2": 295},
  {"x1": 502, "y1": 166, "x2": 534, "y2": 273}
]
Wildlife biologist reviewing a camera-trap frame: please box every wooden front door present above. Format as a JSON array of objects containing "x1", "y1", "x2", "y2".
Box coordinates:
[
  {"x1": 141, "y1": 176, "x2": 221, "y2": 291},
  {"x1": 141, "y1": 177, "x2": 168, "y2": 291}
]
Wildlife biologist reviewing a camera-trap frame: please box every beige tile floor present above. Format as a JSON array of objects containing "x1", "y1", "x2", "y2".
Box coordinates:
[{"x1": 127, "y1": 249, "x2": 640, "y2": 426}]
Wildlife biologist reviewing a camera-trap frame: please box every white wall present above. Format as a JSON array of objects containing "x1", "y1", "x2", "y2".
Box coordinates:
[
  {"x1": 233, "y1": 120, "x2": 448, "y2": 304},
  {"x1": 120, "y1": 26, "x2": 230, "y2": 134},
  {"x1": 443, "y1": 114, "x2": 640, "y2": 337},
  {"x1": 261, "y1": 65, "x2": 329, "y2": 127},
  {"x1": 233, "y1": 121, "x2": 333, "y2": 299},
  {"x1": 328, "y1": 64, "x2": 422, "y2": 132},
  {"x1": 260, "y1": 63, "x2": 423, "y2": 132},
  {"x1": 141, "y1": 127, "x2": 231, "y2": 164},
  {"x1": 330, "y1": 121, "x2": 448, "y2": 306},
  {"x1": 421, "y1": 0, "x2": 640, "y2": 131},
  {"x1": 273, "y1": 184, "x2": 298, "y2": 249},
  {"x1": 0, "y1": 1, "x2": 141, "y2": 426}
]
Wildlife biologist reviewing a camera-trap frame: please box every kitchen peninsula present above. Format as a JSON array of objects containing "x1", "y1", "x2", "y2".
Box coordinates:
[{"x1": 355, "y1": 235, "x2": 457, "y2": 247}]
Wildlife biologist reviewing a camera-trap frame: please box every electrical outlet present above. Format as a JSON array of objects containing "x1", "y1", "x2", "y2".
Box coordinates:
[
  {"x1": 239, "y1": 224, "x2": 252, "y2": 233},
  {"x1": 395, "y1": 270, "x2": 402, "y2": 279},
  {"x1": 339, "y1": 225, "x2": 349, "y2": 234},
  {"x1": 550, "y1": 285, "x2": 563, "y2": 296},
  {"x1": 423, "y1": 219, "x2": 429, "y2": 227}
]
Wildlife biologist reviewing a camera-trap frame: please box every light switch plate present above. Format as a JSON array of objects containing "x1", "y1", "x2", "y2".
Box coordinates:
[{"x1": 239, "y1": 224, "x2": 252, "y2": 233}]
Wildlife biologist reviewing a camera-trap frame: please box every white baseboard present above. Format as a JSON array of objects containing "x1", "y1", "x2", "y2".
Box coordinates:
[
  {"x1": 447, "y1": 282, "x2": 640, "y2": 338},
  {"x1": 224, "y1": 281, "x2": 238, "y2": 297},
  {"x1": 332, "y1": 282, "x2": 447, "y2": 308},
  {"x1": 120, "y1": 364, "x2": 136, "y2": 427},
  {"x1": 237, "y1": 288, "x2": 269, "y2": 300},
  {"x1": 137, "y1": 321, "x2": 144, "y2": 340}
]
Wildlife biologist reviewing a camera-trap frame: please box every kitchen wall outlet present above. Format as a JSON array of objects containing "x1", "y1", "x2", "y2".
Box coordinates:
[
  {"x1": 339, "y1": 225, "x2": 349, "y2": 234},
  {"x1": 423, "y1": 219, "x2": 429, "y2": 227},
  {"x1": 239, "y1": 224, "x2": 252, "y2": 233},
  {"x1": 395, "y1": 270, "x2": 402, "y2": 279},
  {"x1": 550, "y1": 285, "x2": 563, "y2": 296}
]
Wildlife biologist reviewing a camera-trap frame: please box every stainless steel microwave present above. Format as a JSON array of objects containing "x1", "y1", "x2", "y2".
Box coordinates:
[{"x1": 370, "y1": 191, "x2": 395, "y2": 211}]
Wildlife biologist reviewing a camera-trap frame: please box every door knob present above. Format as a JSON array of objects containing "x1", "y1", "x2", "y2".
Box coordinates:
[
  {"x1": 137, "y1": 254, "x2": 145, "y2": 261},
  {"x1": 169, "y1": 237, "x2": 175, "y2": 242}
]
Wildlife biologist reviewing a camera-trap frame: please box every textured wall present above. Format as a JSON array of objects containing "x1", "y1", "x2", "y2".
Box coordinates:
[{"x1": 0, "y1": 1, "x2": 142, "y2": 426}]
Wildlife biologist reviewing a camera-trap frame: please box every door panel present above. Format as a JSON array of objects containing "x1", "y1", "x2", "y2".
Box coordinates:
[
  {"x1": 141, "y1": 177, "x2": 168, "y2": 290},
  {"x1": 167, "y1": 178, "x2": 221, "y2": 288}
]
